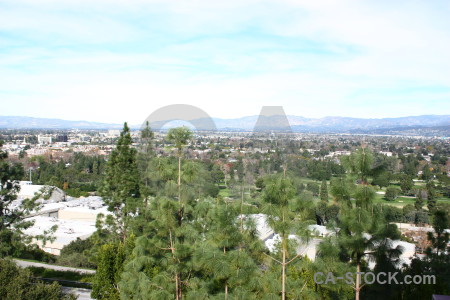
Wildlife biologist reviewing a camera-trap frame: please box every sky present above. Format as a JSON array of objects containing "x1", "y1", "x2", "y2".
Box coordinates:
[{"x1": 0, "y1": 0, "x2": 449, "y2": 124}]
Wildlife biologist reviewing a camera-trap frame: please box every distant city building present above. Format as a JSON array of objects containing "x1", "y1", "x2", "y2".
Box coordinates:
[
  {"x1": 379, "y1": 151, "x2": 393, "y2": 157},
  {"x1": 37, "y1": 135, "x2": 52, "y2": 144},
  {"x1": 56, "y1": 134, "x2": 68, "y2": 142},
  {"x1": 108, "y1": 129, "x2": 121, "y2": 137}
]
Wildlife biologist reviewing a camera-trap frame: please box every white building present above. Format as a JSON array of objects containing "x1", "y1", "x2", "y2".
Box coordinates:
[
  {"x1": 380, "y1": 151, "x2": 393, "y2": 157},
  {"x1": 38, "y1": 135, "x2": 53, "y2": 144},
  {"x1": 107, "y1": 130, "x2": 121, "y2": 137},
  {"x1": 18, "y1": 182, "x2": 65, "y2": 203},
  {"x1": 23, "y1": 196, "x2": 110, "y2": 255}
]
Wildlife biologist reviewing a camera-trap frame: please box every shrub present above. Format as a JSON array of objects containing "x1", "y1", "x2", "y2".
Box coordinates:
[
  {"x1": 0, "y1": 259, "x2": 75, "y2": 300},
  {"x1": 385, "y1": 187, "x2": 400, "y2": 201}
]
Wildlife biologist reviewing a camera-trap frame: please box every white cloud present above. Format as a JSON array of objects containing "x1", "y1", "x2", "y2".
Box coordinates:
[{"x1": 0, "y1": 0, "x2": 449, "y2": 122}]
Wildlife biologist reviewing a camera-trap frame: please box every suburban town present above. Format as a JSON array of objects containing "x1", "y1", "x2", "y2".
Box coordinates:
[{"x1": 1, "y1": 124, "x2": 449, "y2": 299}]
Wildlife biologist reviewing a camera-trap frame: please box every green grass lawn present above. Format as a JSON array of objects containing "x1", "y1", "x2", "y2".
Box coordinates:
[
  {"x1": 373, "y1": 192, "x2": 450, "y2": 208},
  {"x1": 219, "y1": 188, "x2": 231, "y2": 198}
]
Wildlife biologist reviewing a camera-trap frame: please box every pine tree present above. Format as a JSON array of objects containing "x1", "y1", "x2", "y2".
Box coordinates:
[
  {"x1": 353, "y1": 184, "x2": 375, "y2": 210},
  {"x1": 320, "y1": 180, "x2": 328, "y2": 202},
  {"x1": 336, "y1": 207, "x2": 402, "y2": 300},
  {"x1": 415, "y1": 189, "x2": 425, "y2": 210},
  {"x1": 340, "y1": 147, "x2": 373, "y2": 184},
  {"x1": 119, "y1": 197, "x2": 196, "y2": 300},
  {"x1": 167, "y1": 126, "x2": 193, "y2": 207},
  {"x1": 137, "y1": 121, "x2": 154, "y2": 204},
  {"x1": 427, "y1": 210, "x2": 449, "y2": 256},
  {"x1": 400, "y1": 174, "x2": 414, "y2": 195},
  {"x1": 330, "y1": 176, "x2": 354, "y2": 207},
  {"x1": 192, "y1": 199, "x2": 263, "y2": 299},
  {"x1": 100, "y1": 122, "x2": 141, "y2": 241},
  {"x1": 262, "y1": 176, "x2": 306, "y2": 300},
  {"x1": 313, "y1": 239, "x2": 355, "y2": 299},
  {"x1": 426, "y1": 181, "x2": 437, "y2": 212},
  {"x1": 0, "y1": 141, "x2": 36, "y2": 257}
]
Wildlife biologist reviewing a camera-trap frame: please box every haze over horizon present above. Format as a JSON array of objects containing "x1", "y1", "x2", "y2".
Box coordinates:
[
  {"x1": 1, "y1": 112, "x2": 450, "y2": 126},
  {"x1": 1, "y1": 0, "x2": 449, "y2": 124}
]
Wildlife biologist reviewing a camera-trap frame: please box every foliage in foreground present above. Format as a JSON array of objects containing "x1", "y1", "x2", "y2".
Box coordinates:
[{"x1": 0, "y1": 258, "x2": 76, "y2": 300}]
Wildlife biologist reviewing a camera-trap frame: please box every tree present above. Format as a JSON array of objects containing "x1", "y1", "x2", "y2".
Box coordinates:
[
  {"x1": 399, "y1": 174, "x2": 414, "y2": 195},
  {"x1": 337, "y1": 208, "x2": 402, "y2": 300},
  {"x1": 306, "y1": 182, "x2": 320, "y2": 196},
  {"x1": 137, "y1": 121, "x2": 155, "y2": 203},
  {"x1": 92, "y1": 242, "x2": 128, "y2": 300},
  {"x1": 255, "y1": 177, "x2": 265, "y2": 190},
  {"x1": 384, "y1": 187, "x2": 400, "y2": 201},
  {"x1": 402, "y1": 209, "x2": 450, "y2": 298},
  {"x1": 402, "y1": 204, "x2": 415, "y2": 217},
  {"x1": 100, "y1": 122, "x2": 141, "y2": 241},
  {"x1": 210, "y1": 164, "x2": 225, "y2": 185},
  {"x1": 422, "y1": 166, "x2": 433, "y2": 181},
  {"x1": 372, "y1": 172, "x2": 390, "y2": 188},
  {"x1": 119, "y1": 197, "x2": 196, "y2": 300},
  {"x1": 414, "y1": 189, "x2": 425, "y2": 210},
  {"x1": 427, "y1": 210, "x2": 449, "y2": 256},
  {"x1": 313, "y1": 239, "x2": 355, "y2": 299},
  {"x1": 0, "y1": 258, "x2": 75, "y2": 300},
  {"x1": 426, "y1": 181, "x2": 437, "y2": 212},
  {"x1": 167, "y1": 127, "x2": 193, "y2": 206},
  {"x1": 320, "y1": 180, "x2": 328, "y2": 202},
  {"x1": 330, "y1": 177, "x2": 354, "y2": 208},
  {"x1": 192, "y1": 200, "x2": 263, "y2": 298},
  {"x1": 57, "y1": 237, "x2": 96, "y2": 269},
  {"x1": 0, "y1": 141, "x2": 36, "y2": 257},
  {"x1": 353, "y1": 184, "x2": 375, "y2": 209},
  {"x1": 341, "y1": 147, "x2": 373, "y2": 184},
  {"x1": 262, "y1": 176, "x2": 308, "y2": 300}
]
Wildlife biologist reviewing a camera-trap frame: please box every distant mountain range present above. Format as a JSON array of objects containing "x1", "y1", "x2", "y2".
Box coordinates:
[
  {"x1": 0, "y1": 115, "x2": 449, "y2": 135},
  {"x1": 214, "y1": 115, "x2": 450, "y2": 132},
  {"x1": 0, "y1": 116, "x2": 124, "y2": 130}
]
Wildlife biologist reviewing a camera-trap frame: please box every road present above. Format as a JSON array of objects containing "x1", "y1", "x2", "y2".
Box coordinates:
[
  {"x1": 62, "y1": 287, "x2": 93, "y2": 300},
  {"x1": 14, "y1": 259, "x2": 95, "y2": 299},
  {"x1": 13, "y1": 259, "x2": 96, "y2": 274}
]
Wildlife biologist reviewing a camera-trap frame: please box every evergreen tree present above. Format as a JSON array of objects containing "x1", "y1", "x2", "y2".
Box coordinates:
[
  {"x1": 92, "y1": 242, "x2": 127, "y2": 300},
  {"x1": 119, "y1": 197, "x2": 196, "y2": 300},
  {"x1": 399, "y1": 174, "x2": 414, "y2": 195},
  {"x1": 341, "y1": 147, "x2": 373, "y2": 184},
  {"x1": 427, "y1": 210, "x2": 449, "y2": 256},
  {"x1": 0, "y1": 141, "x2": 36, "y2": 257},
  {"x1": 262, "y1": 176, "x2": 309, "y2": 300},
  {"x1": 137, "y1": 121, "x2": 155, "y2": 204},
  {"x1": 100, "y1": 122, "x2": 141, "y2": 241},
  {"x1": 320, "y1": 180, "x2": 328, "y2": 202},
  {"x1": 167, "y1": 126, "x2": 193, "y2": 206},
  {"x1": 192, "y1": 200, "x2": 263, "y2": 299},
  {"x1": 402, "y1": 209, "x2": 450, "y2": 298},
  {"x1": 337, "y1": 207, "x2": 402, "y2": 300},
  {"x1": 372, "y1": 172, "x2": 390, "y2": 188},
  {"x1": 415, "y1": 189, "x2": 425, "y2": 210},
  {"x1": 313, "y1": 239, "x2": 355, "y2": 299},
  {"x1": 353, "y1": 184, "x2": 375, "y2": 209},
  {"x1": 426, "y1": 181, "x2": 437, "y2": 212},
  {"x1": 329, "y1": 176, "x2": 354, "y2": 207}
]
